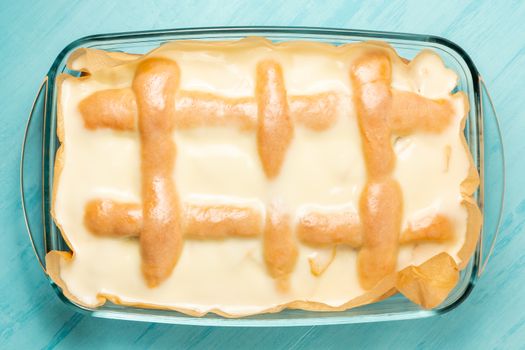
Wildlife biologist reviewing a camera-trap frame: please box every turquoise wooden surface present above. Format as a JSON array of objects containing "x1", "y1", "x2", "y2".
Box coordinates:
[{"x1": 1, "y1": 0, "x2": 524, "y2": 348}]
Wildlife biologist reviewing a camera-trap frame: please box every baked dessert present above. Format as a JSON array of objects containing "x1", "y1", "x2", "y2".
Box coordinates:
[{"x1": 47, "y1": 37, "x2": 481, "y2": 317}]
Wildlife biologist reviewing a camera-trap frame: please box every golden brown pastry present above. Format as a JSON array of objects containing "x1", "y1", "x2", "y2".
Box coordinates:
[{"x1": 132, "y1": 58, "x2": 183, "y2": 287}]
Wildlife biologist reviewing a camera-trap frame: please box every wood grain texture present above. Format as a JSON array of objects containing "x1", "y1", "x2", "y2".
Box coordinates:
[{"x1": 1, "y1": 0, "x2": 524, "y2": 348}]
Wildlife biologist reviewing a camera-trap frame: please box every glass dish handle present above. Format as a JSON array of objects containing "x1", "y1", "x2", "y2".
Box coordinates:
[
  {"x1": 477, "y1": 76, "x2": 505, "y2": 277},
  {"x1": 20, "y1": 77, "x2": 48, "y2": 273}
]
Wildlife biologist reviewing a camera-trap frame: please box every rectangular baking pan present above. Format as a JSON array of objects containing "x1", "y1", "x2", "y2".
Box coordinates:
[{"x1": 20, "y1": 26, "x2": 505, "y2": 326}]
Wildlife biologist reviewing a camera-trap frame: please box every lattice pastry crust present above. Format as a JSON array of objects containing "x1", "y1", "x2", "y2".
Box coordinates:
[{"x1": 47, "y1": 38, "x2": 481, "y2": 316}]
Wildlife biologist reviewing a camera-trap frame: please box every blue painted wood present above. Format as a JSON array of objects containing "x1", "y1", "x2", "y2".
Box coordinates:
[{"x1": 1, "y1": 0, "x2": 524, "y2": 348}]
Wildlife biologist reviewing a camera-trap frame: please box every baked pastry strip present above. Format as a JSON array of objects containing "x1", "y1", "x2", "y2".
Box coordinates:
[
  {"x1": 399, "y1": 214, "x2": 454, "y2": 243},
  {"x1": 85, "y1": 199, "x2": 263, "y2": 239},
  {"x1": 85, "y1": 199, "x2": 454, "y2": 246},
  {"x1": 132, "y1": 58, "x2": 184, "y2": 287},
  {"x1": 79, "y1": 88, "x2": 137, "y2": 131},
  {"x1": 296, "y1": 210, "x2": 362, "y2": 247},
  {"x1": 263, "y1": 204, "x2": 298, "y2": 291},
  {"x1": 78, "y1": 88, "x2": 339, "y2": 132}
]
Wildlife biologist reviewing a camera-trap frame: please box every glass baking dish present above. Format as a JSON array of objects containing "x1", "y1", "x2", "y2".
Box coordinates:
[{"x1": 20, "y1": 26, "x2": 505, "y2": 326}]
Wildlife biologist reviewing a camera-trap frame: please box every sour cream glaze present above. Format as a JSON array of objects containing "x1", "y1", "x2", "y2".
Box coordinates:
[{"x1": 49, "y1": 38, "x2": 479, "y2": 316}]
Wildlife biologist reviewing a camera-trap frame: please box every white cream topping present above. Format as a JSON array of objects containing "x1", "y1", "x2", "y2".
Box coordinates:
[{"x1": 54, "y1": 41, "x2": 470, "y2": 315}]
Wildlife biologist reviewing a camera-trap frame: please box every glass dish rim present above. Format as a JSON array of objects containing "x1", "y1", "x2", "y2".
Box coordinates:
[{"x1": 24, "y1": 26, "x2": 498, "y2": 326}]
